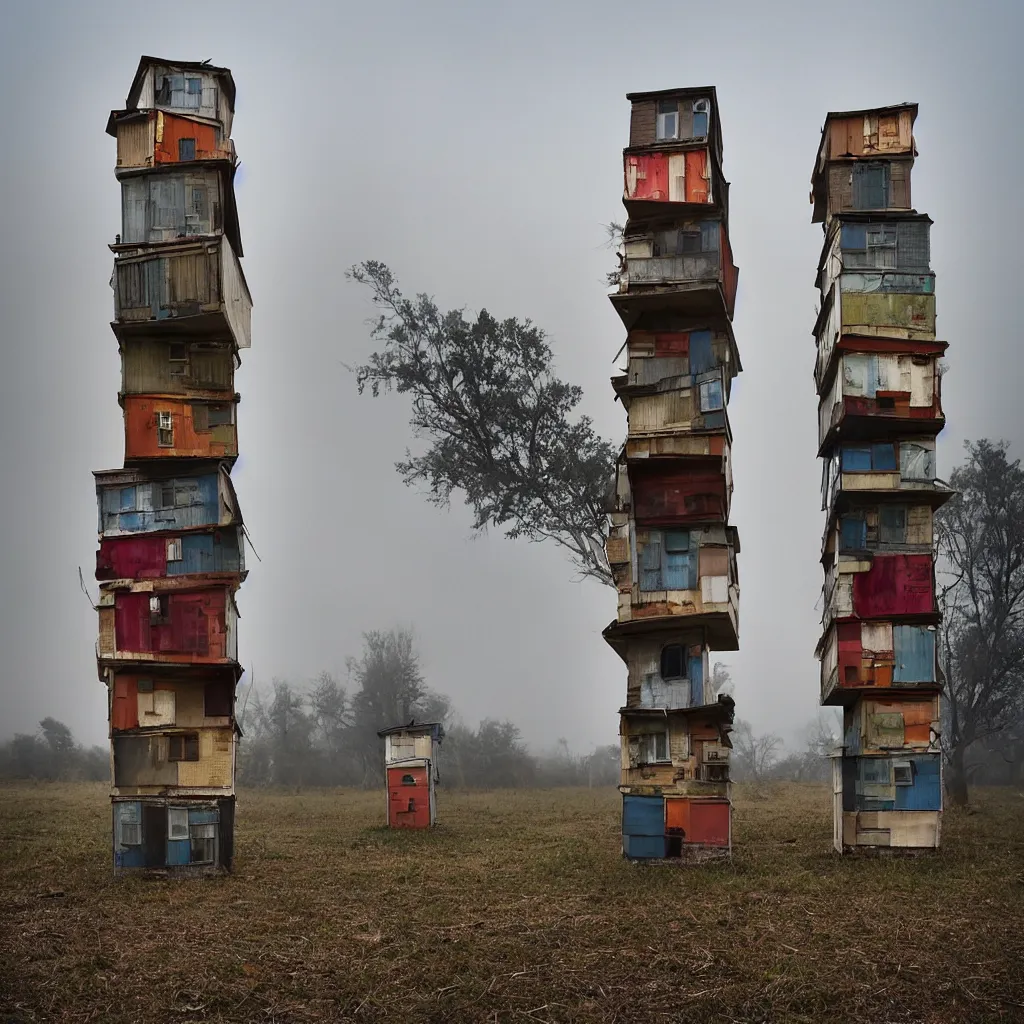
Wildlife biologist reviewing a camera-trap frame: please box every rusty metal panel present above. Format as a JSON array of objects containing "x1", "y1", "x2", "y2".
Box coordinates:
[{"x1": 841, "y1": 292, "x2": 936, "y2": 335}]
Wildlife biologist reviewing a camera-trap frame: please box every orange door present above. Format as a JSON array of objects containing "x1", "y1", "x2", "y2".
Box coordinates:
[{"x1": 387, "y1": 766, "x2": 431, "y2": 828}]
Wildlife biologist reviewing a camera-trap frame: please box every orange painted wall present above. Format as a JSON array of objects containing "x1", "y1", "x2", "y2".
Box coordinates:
[
  {"x1": 386, "y1": 766, "x2": 431, "y2": 828},
  {"x1": 154, "y1": 113, "x2": 230, "y2": 164},
  {"x1": 123, "y1": 396, "x2": 237, "y2": 460}
]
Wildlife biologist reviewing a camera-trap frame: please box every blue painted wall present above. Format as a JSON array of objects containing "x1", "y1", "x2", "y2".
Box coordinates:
[
  {"x1": 623, "y1": 834, "x2": 667, "y2": 859},
  {"x1": 167, "y1": 530, "x2": 242, "y2": 575},
  {"x1": 894, "y1": 626, "x2": 936, "y2": 683},
  {"x1": 622, "y1": 795, "x2": 665, "y2": 836},
  {"x1": 99, "y1": 474, "x2": 222, "y2": 535}
]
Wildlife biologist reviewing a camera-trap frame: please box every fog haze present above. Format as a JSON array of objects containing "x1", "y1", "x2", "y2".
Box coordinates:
[{"x1": 1, "y1": 0, "x2": 1022, "y2": 751}]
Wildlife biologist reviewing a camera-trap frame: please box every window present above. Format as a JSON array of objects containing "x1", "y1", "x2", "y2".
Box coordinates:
[
  {"x1": 880, "y1": 505, "x2": 907, "y2": 545},
  {"x1": 166, "y1": 537, "x2": 182, "y2": 562},
  {"x1": 893, "y1": 760, "x2": 914, "y2": 786},
  {"x1": 169, "y1": 343, "x2": 188, "y2": 376},
  {"x1": 178, "y1": 138, "x2": 196, "y2": 161},
  {"x1": 204, "y1": 680, "x2": 232, "y2": 718},
  {"x1": 661, "y1": 645, "x2": 686, "y2": 680},
  {"x1": 120, "y1": 819, "x2": 141, "y2": 846},
  {"x1": 640, "y1": 530, "x2": 696, "y2": 591},
  {"x1": 168, "y1": 733, "x2": 200, "y2": 762},
  {"x1": 841, "y1": 444, "x2": 896, "y2": 472},
  {"x1": 184, "y1": 77, "x2": 202, "y2": 109},
  {"x1": 839, "y1": 514, "x2": 867, "y2": 551},
  {"x1": 160, "y1": 482, "x2": 176, "y2": 509},
  {"x1": 638, "y1": 731, "x2": 670, "y2": 764},
  {"x1": 168, "y1": 806, "x2": 189, "y2": 840},
  {"x1": 699, "y1": 378, "x2": 724, "y2": 412},
  {"x1": 691, "y1": 98, "x2": 710, "y2": 138},
  {"x1": 853, "y1": 163, "x2": 889, "y2": 210},
  {"x1": 157, "y1": 411, "x2": 174, "y2": 447},
  {"x1": 119, "y1": 487, "x2": 136, "y2": 511},
  {"x1": 656, "y1": 98, "x2": 678, "y2": 141},
  {"x1": 149, "y1": 595, "x2": 170, "y2": 624},
  {"x1": 190, "y1": 823, "x2": 216, "y2": 863},
  {"x1": 137, "y1": 679, "x2": 154, "y2": 693}
]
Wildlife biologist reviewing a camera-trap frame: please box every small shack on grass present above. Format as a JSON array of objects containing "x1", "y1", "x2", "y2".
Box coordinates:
[{"x1": 378, "y1": 722, "x2": 443, "y2": 829}]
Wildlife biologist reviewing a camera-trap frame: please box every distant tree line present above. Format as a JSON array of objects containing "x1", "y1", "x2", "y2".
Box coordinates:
[
  {"x1": 236, "y1": 628, "x2": 621, "y2": 790},
  {"x1": 0, "y1": 718, "x2": 107, "y2": 782}
]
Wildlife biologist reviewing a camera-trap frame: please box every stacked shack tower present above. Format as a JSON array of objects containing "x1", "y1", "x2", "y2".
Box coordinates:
[
  {"x1": 605, "y1": 88, "x2": 739, "y2": 861},
  {"x1": 94, "y1": 57, "x2": 252, "y2": 872},
  {"x1": 378, "y1": 723, "x2": 444, "y2": 829},
  {"x1": 811, "y1": 104, "x2": 948, "y2": 853}
]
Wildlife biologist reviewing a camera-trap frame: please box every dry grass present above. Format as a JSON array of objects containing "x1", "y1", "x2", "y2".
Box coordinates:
[{"x1": 1, "y1": 781, "x2": 1023, "y2": 1023}]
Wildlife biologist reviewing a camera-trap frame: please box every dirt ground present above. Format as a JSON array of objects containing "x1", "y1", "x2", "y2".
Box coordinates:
[{"x1": 1, "y1": 781, "x2": 1023, "y2": 1023}]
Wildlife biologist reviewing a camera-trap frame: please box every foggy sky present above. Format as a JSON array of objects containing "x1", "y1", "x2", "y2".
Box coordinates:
[{"x1": 2, "y1": 0, "x2": 1022, "y2": 753}]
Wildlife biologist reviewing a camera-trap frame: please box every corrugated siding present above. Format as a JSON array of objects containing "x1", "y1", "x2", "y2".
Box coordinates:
[
  {"x1": 852, "y1": 554, "x2": 934, "y2": 617},
  {"x1": 628, "y1": 391, "x2": 694, "y2": 433},
  {"x1": 99, "y1": 473, "x2": 224, "y2": 536},
  {"x1": 117, "y1": 116, "x2": 155, "y2": 169},
  {"x1": 221, "y1": 240, "x2": 251, "y2": 349},
  {"x1": 841, "y1": 292, "x2": 936, "y2": 334},
  {"x1": 114, "y1": 244, "x2": 223, "y2": 323}
]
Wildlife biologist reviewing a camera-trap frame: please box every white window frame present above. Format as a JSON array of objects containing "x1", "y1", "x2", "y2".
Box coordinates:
[
  {"x1": 638, "y1": 730, "x2": 670, "y2": 764},
  {"x1": 893, "y1": 760, "x2": 914, "y2": 786},
  {"x1": 166, "y1": 537, "x2": 183, "y2": 562},
  {"x1": 167, "y1": 806, "x2": 189, "y2": 841},
  {"x1": 168, "y1": 343, "x2": 188, "y2": 377},
  {"x1": 656, "y1": 99, "x2": 678, "y2": 141},
  {"x1": 190, "y1": 822, "x2": 216, "y2": 863},
  {"x1": 157, "y1": 411, "x2": 174, "y2": 447}
]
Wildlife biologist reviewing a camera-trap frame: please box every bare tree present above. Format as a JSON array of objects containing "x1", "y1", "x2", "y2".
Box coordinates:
[
  {"x1": 348, "y1": 262, "x2": 617, "y2": 585},
  {"x1": 731, "y1": 719, "x2": 782, "y2": 782},
  {"x1": 936, "y1": 439, "x2": 1024, "y2": 805}
]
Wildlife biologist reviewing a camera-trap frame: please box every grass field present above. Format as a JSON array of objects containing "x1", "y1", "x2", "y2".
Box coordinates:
[{"x1": 1, "y1": 782, "x2": 1023, "y2": 1023}]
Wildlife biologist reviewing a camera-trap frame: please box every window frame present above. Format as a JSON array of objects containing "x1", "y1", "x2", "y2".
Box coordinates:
[
  {"x1": 156, "y1": 410, "x2": 174, "y2": 448},
  {"x1": 167, "y1": 806, "x2": 189, "y2": 841},
  {"x1": 638, "y1": 730, "x2": 670, "y2": 765},
  {"x1": 189, "y1": 822, "x2": 216, "y2": 864},
  {"x1": 178, "y1": 137, "x2": 196, "y2": 162},
  {"x1": 168, "y1": 733, "x2": 200, "y2": 763},
  {"x1": 660, "y1": 644, "x2": 686, "y2": 680},
  {"x1": 655, "y1": 98, "x2": 679, "y2": 141},
  {"x1": 166, "y1": 537, "x2": 183, "y2": 562}
]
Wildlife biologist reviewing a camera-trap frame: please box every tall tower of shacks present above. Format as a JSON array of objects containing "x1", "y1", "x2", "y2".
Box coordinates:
[
  {"x1": 94, "y1": 57, "x2": 252, "y2": 873},
  {"x1": 605, "y1": 88, "x2": 740, "y2": 862},
  {"x1": 811, "y1": 104, "x2": 948, "y2": 853}
]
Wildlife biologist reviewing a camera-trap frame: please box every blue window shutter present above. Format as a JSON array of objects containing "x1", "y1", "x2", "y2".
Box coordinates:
[
  {"x1": 664, "y1": 552, "x2": 691, "y2": 589},
  {"x1": 840, "y1": 515, "x2": 867, "y2": 550},
  {"x1": 692, "y1": 110, "x2": 708, "y2": 137},
  {"x1": 689, "y1": 655, "x2": 704, "y2": 704},
  {"x1": 894, "y1": 626, "x2": 936, "y2": 682},
  {"x1": 840, "y1": 224, "x2": 867, "y2": 251},
  {"x1": 842, "y1": 447, "x2": 872, "y2": 472},
  {"x1": 872, "y1": 443, "x2": 897, "y2": 471},
  {"x1": 689, "y1": 331, "x2": 713, "y2": 374},
  {"x1": 640, "y1": 533, "x2": 663, "y2": 591}
]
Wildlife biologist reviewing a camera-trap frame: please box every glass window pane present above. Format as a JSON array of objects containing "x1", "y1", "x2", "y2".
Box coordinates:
[
  {"x1": 872, "y1": 443, "x2": 897, "y2": 471},
  {"x1": 842, "y1": 447, "x2": 872, "y2": 472},
  {"x1": 692, "y1": 111, "x2": 708, "y2": 136}
]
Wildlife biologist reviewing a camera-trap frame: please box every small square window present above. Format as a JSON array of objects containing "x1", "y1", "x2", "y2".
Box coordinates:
[
  {"x1": 149, "y1": 595, "x2": 169, "y2": 624},
  {"x1": 169, "y1": 343, "x2": 188, "y2": 376},
  {"x1": 166, "y1": 538, "x2": 182, "y2": 562},
  {"x1": 168, "y1": 806, "x2": 189, "y2": 840},
  {"x1": 137, "y1": 679, "x2": 154, "y2": 693},
  {"x1": 178, "y1": 138, "x2": 196, "y2": 161},
  {"x1": 160, "y1": 483, "x2": 175, "y2": 509},
  {"x1": 893, "y1": 760, "x2": 913, "y2": 786},
  {"x1": 168, "y1": 734, "x2": 200, "y2": 762},
  {"x1": 207, "y1": 404, "x2": 233, "y2": 427},
  {"x1": 661, "y1": 644, "x2": 686, "y2": 679},
  {"x1": 699, "y1": 379, "x2": 724, "y2": 412}
]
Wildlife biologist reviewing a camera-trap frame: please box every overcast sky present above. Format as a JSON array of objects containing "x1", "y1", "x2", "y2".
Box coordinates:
[{"x1": 1, "y1": 0, "x2": 1022, "y2": 753}]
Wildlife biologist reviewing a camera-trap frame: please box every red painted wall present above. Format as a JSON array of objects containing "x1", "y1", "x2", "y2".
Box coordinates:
[
  {"x1": 853, "y1": 555, "x2": 934, "y2": 618},
  {"x1": 386, "y1": 766, "x2": 431, "y2": 828},
  {"x1": 97, "y1": 536, "x2": 167, "y2": 581},
  {"x1": 632, "y1": 466, "x2": 728, "y2": 525},
  {"x1": 114, "y1": 589, "x2": 229, "y2": 659}
]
